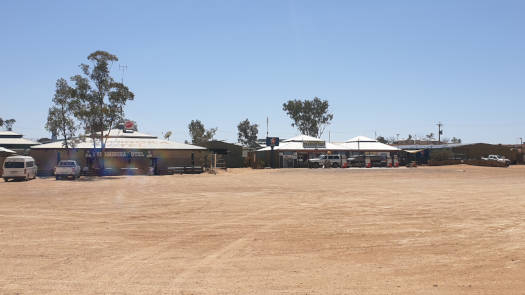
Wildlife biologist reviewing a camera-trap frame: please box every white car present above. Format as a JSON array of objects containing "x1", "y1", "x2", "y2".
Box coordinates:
[
  {"x1": 2, "y1": 156, "x2": 38, "y2": 182},
  {"x1": 54, "y1": 160, "x2": 81, "y2": 180}
]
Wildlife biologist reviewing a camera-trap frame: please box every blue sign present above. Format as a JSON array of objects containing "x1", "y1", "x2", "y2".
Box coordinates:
[{"x1": 266, "y1": 137, "x2": 279, "y2": 147}]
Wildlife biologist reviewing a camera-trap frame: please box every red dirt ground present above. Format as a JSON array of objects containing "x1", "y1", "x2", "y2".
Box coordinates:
[{"x1": 1, "y1": 165, "x2": 524, "y2": 294}]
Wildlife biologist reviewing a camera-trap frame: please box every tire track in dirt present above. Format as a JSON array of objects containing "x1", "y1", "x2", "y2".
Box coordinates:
[
  {"x1": 164, "y1": 195, "x2": 326, "y2": 292},
  {"x1": 67, "y1": 200, "x2": 286, "y2": 287}
]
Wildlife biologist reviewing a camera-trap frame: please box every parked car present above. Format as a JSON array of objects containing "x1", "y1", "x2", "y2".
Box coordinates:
[
  {"x1": 309, "y1": 154, "x2": 345, "y2": 168},
  {"x1": 2, "y1": 156, "x2": 38, "y2": 182},
  {"x1": 347, "y1": 155, "x2": 387, "y2": 167},
  {"x1": 54, "y1": 160, "x2": 81, "y2": 180},
  {"x1": 481, "y1": 155, "x2": 510, "y2": 166}
]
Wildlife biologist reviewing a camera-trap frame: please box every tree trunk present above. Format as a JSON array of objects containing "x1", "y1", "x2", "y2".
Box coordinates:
[{"x1": 99, "y1": 134, "x2": 105, "y2": 176}]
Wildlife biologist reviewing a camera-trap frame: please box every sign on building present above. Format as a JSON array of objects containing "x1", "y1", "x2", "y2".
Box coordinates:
[
  {"x1": 85, "y1": 150, "x2": 149, "y2": 158},
  {"x1": 303, "y1": 141, "x2": 326, "y2": 149}
]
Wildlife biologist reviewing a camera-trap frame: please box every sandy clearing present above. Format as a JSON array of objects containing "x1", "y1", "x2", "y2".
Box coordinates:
[{"x1": 1, "y1": 165, "x2": 524, "y2": 294}]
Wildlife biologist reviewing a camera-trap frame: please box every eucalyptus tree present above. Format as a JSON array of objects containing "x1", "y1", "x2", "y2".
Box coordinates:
[
  {"x1": 282, "y1": 97, "x2": 333, "y2": 138},
  {"x1": 237, "y1": 119, "x2": 258, "y2": 148},
  {"x1": 188, "y1": 120, "x2": 216, "y2": 144},
  {"x1": 70, "y1": 51, "x2": 134, "y2": 173},
  {"x1": 45, "y1": 78, "x2": 77, "y2": 151},
  {"x1": 1, "y1": 118, "x2": 16, "y2": 131}
]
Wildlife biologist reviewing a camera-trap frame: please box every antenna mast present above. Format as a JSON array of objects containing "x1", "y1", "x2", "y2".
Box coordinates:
[{"x1": 119, "y1": 64, "x2": 128, "y2": 84}]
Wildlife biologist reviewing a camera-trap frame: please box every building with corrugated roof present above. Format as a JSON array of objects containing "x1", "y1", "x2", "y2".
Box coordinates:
[
  {"x1": 0, "y1": 131, "x2": 40, "y2": 154},
  {"x1": 257, "y1": 135, "x2": 346, "y2": 168},
  {"x1": 30, "y1": 128, "x2": 207, "y2": 175},
  {"x1": 256, "y1": 134, "x2": 401, "y2": 168}
]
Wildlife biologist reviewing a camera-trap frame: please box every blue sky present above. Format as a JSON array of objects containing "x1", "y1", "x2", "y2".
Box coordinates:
[{"x1": 1, "y1": 0, "x2": 524, "y2": 144}]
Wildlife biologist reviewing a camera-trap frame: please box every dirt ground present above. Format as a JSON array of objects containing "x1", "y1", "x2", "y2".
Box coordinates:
[{"x1": 1, "y1": 165, "x2": 525, "y2": 294}]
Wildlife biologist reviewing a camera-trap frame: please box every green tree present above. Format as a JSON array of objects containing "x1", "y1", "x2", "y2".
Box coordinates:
[
  {"x1": 0, "y1": 118, "x2": 3, "y2": 128},
  {"x1": 164, "y1": 131, "x2": 172, "y2": 140},
  {"x1": 4, "y1": 119, "x2": 16, "y2": 131},
  {"x1": 237, "y1": 119, "x2": 259, "y2": 148},
  {"x1": 45, "y1": 78, "x2": 77, "y2": 150},
  {"x1": 282, "y1": 97, "x2": 333, "y2": 137},
  {"x1": 451, "y1": 137, "x2": 462, "y2": 144},
  {"x1": 188, "y1": 120, "x2": 216, "y2": 144},
  {"x1": 69, "y1": 51, "x2": 134, "y2": 173},
  {"x1": 376, "y1": 136, "x2": 388, "y2": 144}
]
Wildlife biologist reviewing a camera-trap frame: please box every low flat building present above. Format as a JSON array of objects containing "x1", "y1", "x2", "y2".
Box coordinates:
[
  {"x1": 257, "y1": 135, "x2": 347, "y2": 168},
  {"x1": 30, "y1": 128, "x2": 206, "y2": 175},
  {"x1": 257, "y1": 135, "x2": 401, "y2": 168},
  {"x1": 197, "y1": 140, "x2": 243, "y2": 168},
  {"x1": 0, "y1": 131, "x2": 40, "y2": 154},
  {"x1": 396, "y1": 143, "x2": 521, "y2": 164}
]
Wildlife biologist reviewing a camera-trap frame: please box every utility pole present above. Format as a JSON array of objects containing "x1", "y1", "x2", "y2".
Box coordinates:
[
  {"x1": 119, "y1": 64, "x2": 128, "y2": 84},
  {"x1": 436, "y1": 122, "x2": 443, "y2": 143}
]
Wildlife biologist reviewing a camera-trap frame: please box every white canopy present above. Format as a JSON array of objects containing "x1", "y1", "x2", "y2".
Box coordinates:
[
  {"x1": 346, "y1": 136, "x2": 376, "y2": 143},
  {"x1": 257, "y1": 134, "x2": 400, "y2": 152},
  {"x1": 340, "y1": 136, "x2": 400, "y2": 151},
  {"x1": 258, "y1": 134, "x2": 346, "y2": 151}
]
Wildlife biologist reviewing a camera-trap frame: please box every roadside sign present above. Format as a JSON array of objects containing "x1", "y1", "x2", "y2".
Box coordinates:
[{"x1": 266, "y1": 137, "x2": 279, "y2": 147}]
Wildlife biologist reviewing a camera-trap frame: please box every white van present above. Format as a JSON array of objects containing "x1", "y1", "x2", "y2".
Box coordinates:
[{"x1": 2, "y1": 156, "x2": 38, "y2": 182}]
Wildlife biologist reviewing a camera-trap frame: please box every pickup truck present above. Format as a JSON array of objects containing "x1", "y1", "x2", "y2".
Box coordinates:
[
  {"x1": 481, "y1": 155, "x2": 510, "y2": 166},
  {"x1": 55, "y1": 160, "x2": 81, "y2": 180}
]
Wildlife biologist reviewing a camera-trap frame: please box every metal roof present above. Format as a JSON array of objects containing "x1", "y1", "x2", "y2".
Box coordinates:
[
  {"x1": 0, "y1": 137, "x2": 40, "y2": 145},
  {"x1": 395, "y1": 143, "x2": 468, "y2": 150},
  {"x1": 0, "y1": 131, "x2": 22, "y2": 137},
  {"x1": 0, "y1": 147, "x2": 16, "y2": 154},
  {"x1": 32, "y1": 130, "x2": 205, "y2": 150},
  {"x1": 283, "y1": 135, "x2": 324, "y2": 142},
  {"x1": 258, "y1": 141, "x2": 347, "y2": 151},
  {"x1": 345, "y1": 136, "x2": 377, "y2": 143},
  {"x1": 88, "y1": 129, "x2": 157, "y2": 139},
  {"x1": 338, "y1": 141, "x2": 400, "y2": 151},
  {"x1": 257, "y1": 134, "x2": 399, "y2": 152},
  {"x1": 258, "y1": 134, "x2": 345, "y2": 151}
]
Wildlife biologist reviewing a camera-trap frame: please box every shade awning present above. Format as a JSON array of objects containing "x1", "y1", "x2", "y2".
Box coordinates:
[
  {"x1": 0, "y1": 147, "x2": 17, "y2": 154},
  {"x1": 404, "y1": 149, "x2": 425, "y2": 154}
]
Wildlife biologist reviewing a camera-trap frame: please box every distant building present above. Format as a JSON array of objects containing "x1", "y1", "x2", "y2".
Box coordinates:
[
  {"x1": 0, "y1": 131, "x2": 40, "y2": 154},
  {"x1": 30, "y1": 128, "x2": 206, "y2": 175},
  {"x1": 197, "y1": 140, "x2": 243, "y2": 168},
  {"x1": 395, "y1": 143, "x2": 521, "y2": 164},
  {"x1": 256, "y1": 135, "x2": 400, "y2": 168}
]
